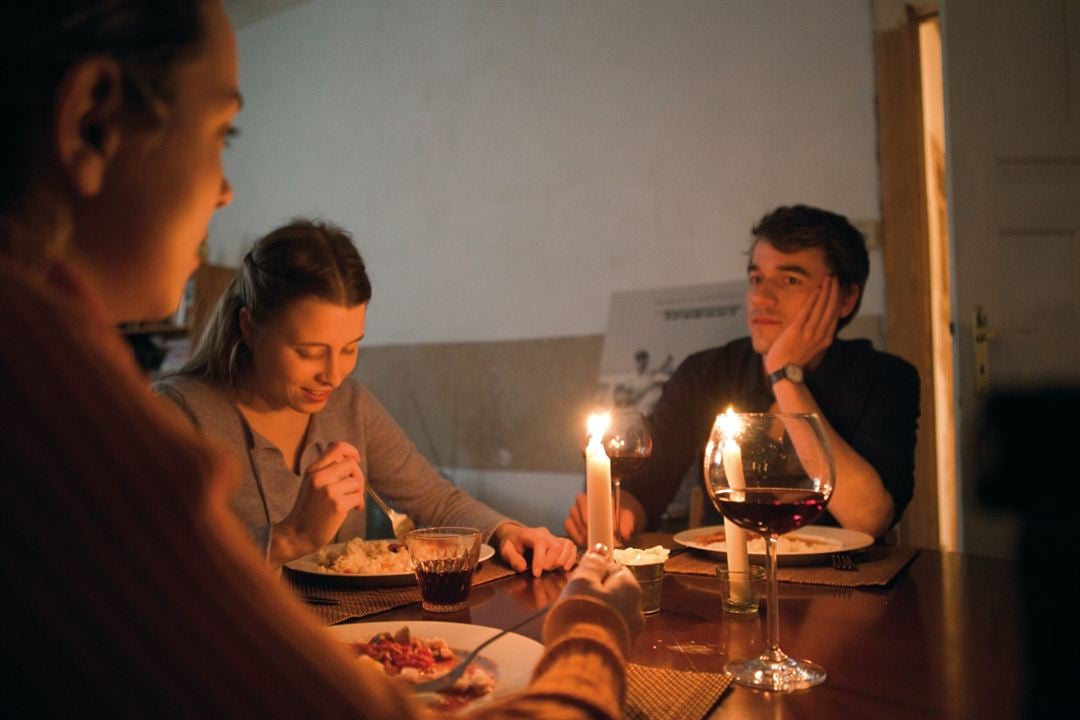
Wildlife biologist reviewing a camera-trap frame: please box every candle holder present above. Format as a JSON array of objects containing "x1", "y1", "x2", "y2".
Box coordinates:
[{"x1": 716, "y1": 564, "x2": 766, "y2": 615}]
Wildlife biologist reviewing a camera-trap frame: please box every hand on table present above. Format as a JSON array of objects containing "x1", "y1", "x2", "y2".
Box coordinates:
[
  {"x1": 273, "y1": 441, "x2": 365, "y2": 562},
  {"x1": 763, "y1": 274, "x2": 843, "y2": 374},
  {"x1": 563, "y1": 492, "x2": 636, "y2": 548},
  {"x1": 495, "y1": 523, "x2": 578, "y2": 577}
]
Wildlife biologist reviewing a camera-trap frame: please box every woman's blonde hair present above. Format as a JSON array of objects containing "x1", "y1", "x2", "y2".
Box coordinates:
[{"x1": 181, "y1": 218, "x2": 372, "y2": 389}]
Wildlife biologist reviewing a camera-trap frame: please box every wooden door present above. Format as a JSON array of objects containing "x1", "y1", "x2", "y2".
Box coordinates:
[{"x1": 943, "y1": 0, "x2": 1080, "y2": 557}]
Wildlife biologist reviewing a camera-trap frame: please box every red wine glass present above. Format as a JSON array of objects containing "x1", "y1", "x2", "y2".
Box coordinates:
[
  {"x1": 594, "y1": 409, "x2": 652, "y2": 544},
  {"x1": 703, "y1": 411, "x2": 835, "y2": 690}
]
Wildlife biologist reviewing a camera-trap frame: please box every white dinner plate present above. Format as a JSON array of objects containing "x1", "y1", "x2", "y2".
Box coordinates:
[
  {"x1": 328, "y1": 620, "x2": 543, "y2": 713},
  {"x1": 673, "y1": 525, "x2": 874, "y2": 566},
  {"x1": 285, "y1": 541, "x2": 495, "y2": 586}
]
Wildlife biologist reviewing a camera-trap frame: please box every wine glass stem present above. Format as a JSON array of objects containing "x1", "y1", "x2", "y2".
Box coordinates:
[
  {"x1": 612, "y1": 477, "x2": 621, "y2": 543},
  {"x1": 764, "y1": 532, "x2": 782, "y2": 661}
]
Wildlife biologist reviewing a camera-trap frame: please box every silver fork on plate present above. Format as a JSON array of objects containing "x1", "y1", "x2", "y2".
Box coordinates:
[
  {"x1": 411, "y1": 605, "x2": 551, "y2": 694},
  {"x1": 831, "y1": 552, "x2": 856, "y2": 571},
  {"x1": 366, "y1": 486, "x2": 415, "y2": 540}
]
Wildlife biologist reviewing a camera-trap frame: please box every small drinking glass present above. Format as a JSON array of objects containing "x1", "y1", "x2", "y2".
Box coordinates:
[{"x1": 405, "y1": 527, "x2": 482, "y2": 613}]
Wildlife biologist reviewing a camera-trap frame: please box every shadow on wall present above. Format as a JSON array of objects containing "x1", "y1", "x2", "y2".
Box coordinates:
[
  {"x1": 352, "y1": 335, "x2": 604, "y2": 533},
  {"x1": 353, "y1": 335, "x2": 604, "y2": 476}
]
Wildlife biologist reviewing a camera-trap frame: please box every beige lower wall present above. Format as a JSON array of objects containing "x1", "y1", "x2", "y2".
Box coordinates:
[
  {"x1": 353, "y1": 334, "x2": 605, "y2": 475},
  {"x1": 354, "y1": 317, "x2": 886, "y2": 531},
  {"x1": 352, "y1": 315, "x2": 886, "y2": 478}
]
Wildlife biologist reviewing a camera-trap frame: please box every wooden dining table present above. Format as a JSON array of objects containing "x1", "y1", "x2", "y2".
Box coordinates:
[{"x1": 341, "y1": 536, "x2": 1025, "y2": 719}]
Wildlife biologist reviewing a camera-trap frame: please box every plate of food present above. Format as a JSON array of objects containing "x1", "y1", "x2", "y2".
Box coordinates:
[
  {"x1": 285, "y1": 538, "x2": 495, "y2": 586},
  {"x1": 673, "y1": 525, "x2": 874, "y2": 566},
  {"x1": 329, "y1": 621, "x2": 543, "y2": 713}
]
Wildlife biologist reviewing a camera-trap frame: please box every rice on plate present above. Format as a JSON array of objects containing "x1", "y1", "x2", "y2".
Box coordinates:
[{"x1": 317, "y1": 539, "x2": 414, "y2": 574}]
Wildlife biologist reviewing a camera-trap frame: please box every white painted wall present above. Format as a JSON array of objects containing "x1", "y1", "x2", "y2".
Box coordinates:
[{"x1": 211, "y1": 0, "x2": 881, "y2": 346}]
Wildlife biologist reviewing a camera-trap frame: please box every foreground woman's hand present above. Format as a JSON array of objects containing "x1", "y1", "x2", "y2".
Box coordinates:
[
  {"x1": 270, "y1": 441, "x2": 366, "y2": 565},
  {"x1": 494, "y1": 523, "x2": 578, "y2": 577},
  {"x1": 554, "y1": 544, "x2": 644, "y2": 642}
]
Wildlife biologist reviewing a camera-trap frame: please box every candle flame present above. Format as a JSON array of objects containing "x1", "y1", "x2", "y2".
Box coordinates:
[
  {"x1": 587, "y1": 412, "x2": 611, "y2": 442},
  {"x1": 718, "y1": 405, "x2": 742, "y2": 442}
]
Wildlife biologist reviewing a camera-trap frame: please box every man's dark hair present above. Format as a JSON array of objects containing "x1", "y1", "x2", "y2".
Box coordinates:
[{"x1": 751, "y1": 204, "x2": 869, "y2": 330}]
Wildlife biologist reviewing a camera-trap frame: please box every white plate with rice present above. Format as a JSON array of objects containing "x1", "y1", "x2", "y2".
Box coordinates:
[
  {"x1": 673, "y1": 525, "x2": 873, "y2": 566},
  {"x1": 285, "y1": 538, "x2": 495, "y2": 586}
]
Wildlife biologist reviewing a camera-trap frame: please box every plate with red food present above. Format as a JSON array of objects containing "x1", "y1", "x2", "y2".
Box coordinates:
[{"x1": 329, "y1": 621, "x2": 543, "y2": 713}]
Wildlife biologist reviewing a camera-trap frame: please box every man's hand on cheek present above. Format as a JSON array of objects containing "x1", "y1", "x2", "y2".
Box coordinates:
[{"x1": 765, "y1": 276, "x2": 842, "y2": 373}]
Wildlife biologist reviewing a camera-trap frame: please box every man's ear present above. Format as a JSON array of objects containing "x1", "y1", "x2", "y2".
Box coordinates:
[
  {"x1": 839, "y1": 283, "x2": 861, "y2": 320},
  {"x1": 53, "y1": 56, "x2": 126, "y2": 198}
]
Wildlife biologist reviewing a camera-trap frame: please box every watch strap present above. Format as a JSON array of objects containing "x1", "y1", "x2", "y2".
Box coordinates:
[{"x1": 767, "y1": 363, "x2": 804, "y2": 386}]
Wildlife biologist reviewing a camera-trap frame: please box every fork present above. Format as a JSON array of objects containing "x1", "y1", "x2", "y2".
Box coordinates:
[
  {"x1": 411, "y1": 605, "x2": 552, "y2": 694},
  {"x1": 366, "y1": 486, "x2": 416, "y2": 540},
  {"x1": 831, "y1": 552, "x2": 856, "y2": 571}
]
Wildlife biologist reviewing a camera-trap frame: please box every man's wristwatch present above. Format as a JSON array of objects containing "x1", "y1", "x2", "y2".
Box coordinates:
[{"x1": 767, "y1": 363, "x2": 804, "y2": 387}]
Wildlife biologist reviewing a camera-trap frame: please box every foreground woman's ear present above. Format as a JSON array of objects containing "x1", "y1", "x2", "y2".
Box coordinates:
[{"x1": 53, "y1": 56, "x2": 126, "y2": 198}]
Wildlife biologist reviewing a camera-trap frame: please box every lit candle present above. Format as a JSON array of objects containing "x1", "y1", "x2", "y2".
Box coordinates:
[
  {"x1": 586, "y1": 413, "x2": 614, "y2": 553},
  {"x1": 720, "y1": 407, "x2": 751, "y2": 602}
]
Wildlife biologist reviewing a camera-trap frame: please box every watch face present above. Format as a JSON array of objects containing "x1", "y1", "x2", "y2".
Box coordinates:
[{"x1": 785, "y1": 364, "x2": 804, "y2": 383}]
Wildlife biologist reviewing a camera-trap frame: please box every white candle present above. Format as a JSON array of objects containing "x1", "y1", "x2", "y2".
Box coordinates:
[
  {"x1": 722, "y1": 428, "x2": 752, "y2": 603},
  {"x1": 586, "y1": 413, "x2": 614, "y2": 553}
]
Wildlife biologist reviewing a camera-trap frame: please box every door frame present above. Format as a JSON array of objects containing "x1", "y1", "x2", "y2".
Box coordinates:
[{"x1": 873, "y1": 0, "x2": 949, "y2": 549}]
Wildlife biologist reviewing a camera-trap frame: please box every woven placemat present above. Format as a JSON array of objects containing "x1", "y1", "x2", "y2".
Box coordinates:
[
  {"x1": 625, "y1": 663, "x2": 732, "y2": 720},
  {"x1": 665, "y1": 546, "x2": 920, "y2": 588},
  {"x1": 285, "y1": 559, "x2": 518, "y2": 625}
]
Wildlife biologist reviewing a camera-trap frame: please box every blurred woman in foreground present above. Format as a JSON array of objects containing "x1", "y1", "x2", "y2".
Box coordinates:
[{"x1": 0, "y1": 1, "x2": 639, "y2": 716}]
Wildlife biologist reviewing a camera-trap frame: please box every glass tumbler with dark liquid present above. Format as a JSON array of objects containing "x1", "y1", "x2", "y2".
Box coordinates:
[{"x1": 405, "y1": 527, "x2": 482, "y2": 612}]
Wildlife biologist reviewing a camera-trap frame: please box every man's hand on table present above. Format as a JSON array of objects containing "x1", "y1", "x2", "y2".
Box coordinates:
[
  {"x1": 564, "y1": 492, "x2": 637, "y2": 547},
  {"x1": 494, "y1": 523, "x2": 577, "y2": 577}
]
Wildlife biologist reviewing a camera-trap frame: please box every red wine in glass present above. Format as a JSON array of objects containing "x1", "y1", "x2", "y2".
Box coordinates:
[
  {"x1": 414, "y1": 562, "x2": 476, "y2": 607},
  {"x1": 713, "y1": 487, "x2": 827, "y2": 536},
  {"x1": 609, "y1": 452, "x2": 650, "y2": 481}
]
